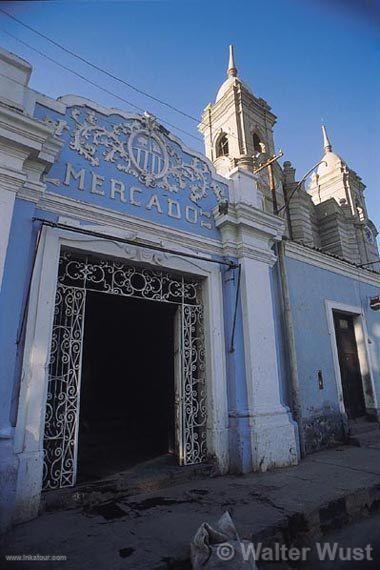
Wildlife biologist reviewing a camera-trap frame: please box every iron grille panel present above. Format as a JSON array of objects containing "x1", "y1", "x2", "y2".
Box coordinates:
[
  {"x1": 182, "y1": 304, "x2": 207, "y2": 464},
  {"x1": 43, "y1": 285, "x2": 85, "y2": 490}
]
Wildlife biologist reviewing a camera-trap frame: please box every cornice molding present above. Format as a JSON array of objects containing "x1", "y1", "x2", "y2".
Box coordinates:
[
  {"x1": 215, "y1": 202, "x2": 284, "y2": 241},
  {"x1": 0, "y1": 104, "x2": 53, "y2": 151},
  {"x1": 0, "y1": 167, "x2": 26, "y2": 193},
  {"x1": 285, "y1": 241, "x2": 380, "y2": 287},
  {"x1": 238, "y1": 243, "x2": 277, "y2": 265},
  {"x1": 214, "y1": 203, "x2": 283, "y2": 265},
  {"x1": 35, "y1": 191, "x2": 226, "y2": 258},
  {"x1": 0, "y1": 103, "x2": 63, "y2": 194},
  {"x1": 18, "y1": 181, "x2": 45, "y2": 203},
  {"x1": 0, "y1": 104, "x2": 63, "y2": 202},
  {"x1": 217, "y1": 239, "x2": 277, "y2": 265}
]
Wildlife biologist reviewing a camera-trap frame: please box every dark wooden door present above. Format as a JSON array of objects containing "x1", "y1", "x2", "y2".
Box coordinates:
[{"x1": 333, "y1": 312, "x2": 366, "y2": 419}]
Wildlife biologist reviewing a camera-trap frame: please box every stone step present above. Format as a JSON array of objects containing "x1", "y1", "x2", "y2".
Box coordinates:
[
  {"x1": 347, "y1": 429, "x2": 380, "y2": 448},
  {"x1": 348, "y1": 419, "x2": 379, "y2": 435},
  {"x1": 41, "y1": 455, "x2": 214, "y2": 514}
]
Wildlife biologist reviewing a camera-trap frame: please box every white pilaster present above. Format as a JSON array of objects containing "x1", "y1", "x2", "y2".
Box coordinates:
[
  {"x1": 228, "y1": 167, "x2": 263, "y2": 209},
  {"x1": 239, "y1": 254, "x2": 298, "y2": 469},
  {"x1": 0, "y1": 188, "x2": 16, "y2": 292},
  {"x1": 0, "y1": 54, "x2": 62, "y2": 287},
  {"x1": 0, "y1": 48, "x2": 63, "y2": 531},
  {"x1": 0, "y1": 47, "x2": 31, "y2": 111},
  {"x1": 215, "y1": 193, "x2": 299, "y2": 471}
]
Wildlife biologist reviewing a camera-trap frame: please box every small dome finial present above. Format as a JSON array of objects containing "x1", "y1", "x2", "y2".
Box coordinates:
[
  {"x1": 322, "y1": 123, "x2": 332, "y2": 152},
  {"x1": 227, "y1": 44, "x2": 237, "y2": 78}
]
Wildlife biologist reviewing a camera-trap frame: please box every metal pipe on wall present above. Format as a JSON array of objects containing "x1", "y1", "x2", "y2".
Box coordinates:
[{"x1": 277, "y1": 239, "x2": 306, "y2": 457}]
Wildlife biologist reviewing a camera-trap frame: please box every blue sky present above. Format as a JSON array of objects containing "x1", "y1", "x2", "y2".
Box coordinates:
[{"x1": 1, "y1": 0, "x2": 379, "y2": 225}]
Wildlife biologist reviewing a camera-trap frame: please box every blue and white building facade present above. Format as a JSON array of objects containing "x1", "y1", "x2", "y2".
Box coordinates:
[{"x1": 0, "y1": 45, "x2": 379, "y2": 530}]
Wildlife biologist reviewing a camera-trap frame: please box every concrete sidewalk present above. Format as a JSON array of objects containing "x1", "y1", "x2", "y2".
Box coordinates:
[{"x1": 1, "y1": 440, "x2": 380, "y2": 569}]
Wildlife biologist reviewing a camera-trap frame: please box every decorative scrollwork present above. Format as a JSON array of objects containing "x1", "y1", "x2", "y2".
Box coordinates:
[
  {"x1": 67, "y1": 107, "x2": 225, "y2": 204},
  {"x1": 57, "y1": 250, "x2": 200, "y2": 304},
  {"x1": 43, "y1": 286, "x2": 85, "y2": 490}
]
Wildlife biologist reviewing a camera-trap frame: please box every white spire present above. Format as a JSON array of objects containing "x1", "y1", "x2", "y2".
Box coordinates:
[
  {"x1": 227, "y1": 44, "x2": 237, "y2": 78},
  {"x1": 322, "y1": 124, "x2": 332, "y2": 152}
]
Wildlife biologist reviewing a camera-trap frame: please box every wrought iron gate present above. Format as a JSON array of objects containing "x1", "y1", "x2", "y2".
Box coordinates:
[{"x1": 43, "y1": 249, "x2": 207, "y2": 490}]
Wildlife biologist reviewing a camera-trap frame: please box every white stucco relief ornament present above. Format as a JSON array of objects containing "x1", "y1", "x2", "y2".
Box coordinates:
[
  {"x1": 43, "y1": 117, "x2": 69, "y2": 136},
  {"x1": 54, "y1": 107, "x2": 226, "y2": 205}
]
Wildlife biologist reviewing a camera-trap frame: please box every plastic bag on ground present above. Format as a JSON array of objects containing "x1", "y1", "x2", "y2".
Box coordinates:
[{"x1": 190, "y1": 511, "x2": 257, "y2": 569}]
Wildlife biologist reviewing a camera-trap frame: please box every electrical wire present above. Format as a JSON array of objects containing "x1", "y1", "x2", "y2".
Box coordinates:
[
  {"x1": 3, "y1": 18, "x2": 375, "y2": 281},
  {"x1": 0, "y1": 10, "x2": 289, "y2": 206},
  {"x1": 0, "y1": 27, "x2": 203, "y2": 143},
  {"x1": 33, "y1": 218, "x2": 238, "y2": 269},
  {"x1": 278, "y1": 160, "x2": 327, "y2": 216},
  {"x1": 0, "y1": 26, "x2": 294, "y2": 220},
  {"x1": 0, "y1": 7, "x2": 247, "y2": 146},
  {"x1": 0, "y1": 6, "x2": 200, "y2": 124}
]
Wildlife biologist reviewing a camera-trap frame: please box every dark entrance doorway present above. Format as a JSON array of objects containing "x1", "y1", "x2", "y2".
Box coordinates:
[
  {"x1": 77, "y1": 291, "x2": 177, "y2": 482},
  {"x1": 333, "y1": 312, "x2": 366, "y2": 419}
]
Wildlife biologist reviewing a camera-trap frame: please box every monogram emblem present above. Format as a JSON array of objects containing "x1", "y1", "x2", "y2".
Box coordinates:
[{"x1": 129, "y1": 130, "x2": 168, "y2": 179}]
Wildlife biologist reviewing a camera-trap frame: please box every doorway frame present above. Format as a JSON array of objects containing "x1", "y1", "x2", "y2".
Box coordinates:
[
  {"x1": 325, "y1": 300, "x2": 378, "y2": 417},
  {"x1": 13, "y1": 223, "x2": 228, "y2": 522}
]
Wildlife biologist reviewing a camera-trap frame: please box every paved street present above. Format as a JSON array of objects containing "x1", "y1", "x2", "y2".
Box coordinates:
[
  {"x1": 1, "y1": 442, "x2": 380, "y2": 569},
  {"x1": 302, "y1": 512, "x2": 380, "y2": 569}
]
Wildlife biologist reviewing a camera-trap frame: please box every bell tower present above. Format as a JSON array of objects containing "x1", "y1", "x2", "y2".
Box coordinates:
[
  {"x1": 309, "y1": 125, "x2": 369, "y2": 220},
  {"x1": 199, "y1": 46, "x2": 284, "y2": 212},
  {"x1": 199, "y1": 45, "x2": 278, "y2": 175},
  {"x1": 308, "y1": 125, "x2": 379, "y2": 266}
]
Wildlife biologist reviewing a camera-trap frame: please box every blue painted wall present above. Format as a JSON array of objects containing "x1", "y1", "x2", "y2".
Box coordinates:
[
  {"x1": 286, "y1": 255, "x2": 380, "y2": 417},
  {"x1": 0, "y1": 202, "x2": 61, "y2": 427},
  {"x1": 0, "y1": 199, "x2": 37, "y2": 427}
]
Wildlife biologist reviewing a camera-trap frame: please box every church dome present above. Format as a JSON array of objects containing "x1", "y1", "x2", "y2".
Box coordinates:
[
  {"x1": 216, "y1": 76, "x2": 253, "y2": 102},
  {"x1": 317, "y1": 150, "x2": 344, "y2": 175}
]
